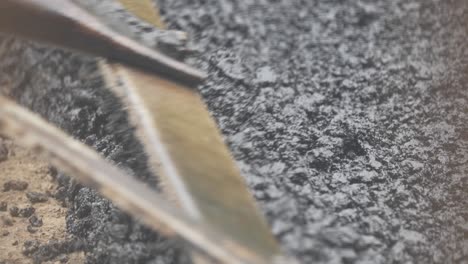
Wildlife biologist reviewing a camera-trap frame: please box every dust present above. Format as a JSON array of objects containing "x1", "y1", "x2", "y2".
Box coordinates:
[{"x1": 0, "y1": 140, "x2": 84, "y2": 264}]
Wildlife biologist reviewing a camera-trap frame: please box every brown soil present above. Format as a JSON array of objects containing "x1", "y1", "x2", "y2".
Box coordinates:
[{"x1": 0, "y1": 140, "x2": 84, "y2": 264}]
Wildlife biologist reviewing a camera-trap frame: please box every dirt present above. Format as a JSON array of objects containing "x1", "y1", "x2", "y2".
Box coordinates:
[
  {"x1": 0, "y1": 0, "x2": 467, "y2": 263},
  {"x1": 0, "y1": 141, "x2": 85, "y2": 264}
]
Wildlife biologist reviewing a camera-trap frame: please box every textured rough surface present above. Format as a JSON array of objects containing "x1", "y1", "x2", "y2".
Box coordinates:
[
  {"x1": 0, "y1": 0, "x2": 467, "y2": 263},
  {"x1": 0, "y1": 143, "x2": 85, "y2": 264},
  {"x1": 73, "y1": 0, "x2": 190, "y2": 58},
  {"x1": 0, "y1": 37, "x2": 189, "y2": 263},
  {"x1": 158, "y1": 0, "x2": 468, "y2": 263}
]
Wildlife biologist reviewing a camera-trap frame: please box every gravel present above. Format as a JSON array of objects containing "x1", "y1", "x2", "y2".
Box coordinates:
[
  {"x1": 29, "y1": 215, "x2": 44, "y2": 228},
  {"x1": 8, "y1": 206, "x2": 19, "y2": 217},
  {"x1": 22, "y1": 239, "x2": 85, "y2": 263},
  {"x1": 0, "y1": 0, "x2": 467, "y2": 263},
  {"x1": 3, "y1": 180, "x2": 29, "y2": 192},
  {"x1": 26, "y1": 192, "x2": 49, "y2": 204},
  {"x1": 18, "y1": 206, "x2": 36, "y2": 218},
  {"x1": 157, "y1": 1, "x2": 468, "y2": 262},
  {"x1": 8, "y1": 206, "x2": 36, "y2": 218}
]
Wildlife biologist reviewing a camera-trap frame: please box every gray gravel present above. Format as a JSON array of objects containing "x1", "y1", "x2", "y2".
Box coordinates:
[
  {"x1": 0, "y1": 0, "x2": 467, "y2": 263},
  {"x1": 160, "y1": 0, "x2": 468, "y2": 262}
]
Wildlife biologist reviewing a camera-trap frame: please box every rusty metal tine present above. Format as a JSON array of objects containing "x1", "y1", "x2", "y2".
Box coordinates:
[{"x1": 0, "y1": 0, "x2": 205, "y2": 86}]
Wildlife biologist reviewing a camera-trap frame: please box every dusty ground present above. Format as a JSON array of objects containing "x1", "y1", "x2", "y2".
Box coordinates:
[{"x1": 0, "y1": 140, "x2": 85, "y2": 264}]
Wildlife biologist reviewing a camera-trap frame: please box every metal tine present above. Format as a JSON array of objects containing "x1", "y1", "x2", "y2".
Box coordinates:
[
  {"x1": 0, "y1": 0, "x2": 205, "y2": 86},
  {"x1": 103, "y1": 64, "x2": 287, "y2": 262},
  {"x1": 101, "y1": 2, "x2": 288, "y2": 263},
  {"x1": 0, "y1": 96, "x2": 269, "y2": 264}
]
